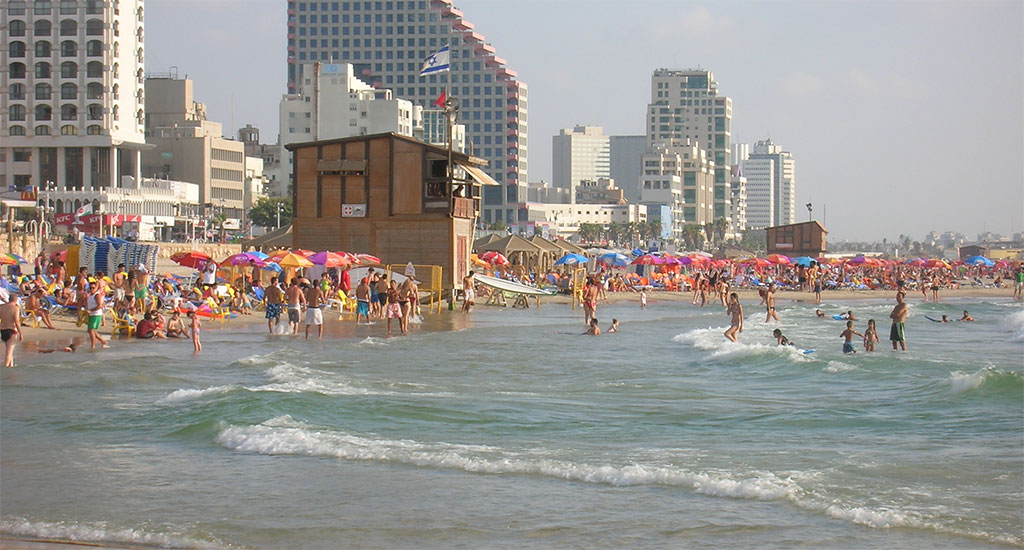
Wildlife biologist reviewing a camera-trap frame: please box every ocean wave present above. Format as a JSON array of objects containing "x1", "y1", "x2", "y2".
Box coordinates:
[
  {"x1": 948, "y1": 367, "x2": 1023, "y2": 394},
  {"x1": 215, "y1": 416, "x2": 1021, "y2": 546},
  {"x1": 672, "y1": 328, "x2": 812, "y2": 362},
  {"x1": 0, "y1": 517, "x2": 226, "y2": 549},
  {"x1": 824, "y1": 360, "x2": 858, "y2": 373},
  {"x1": 157, "y1": 385, "x2": 238, "y2": 404},
  {"x1": 1006, "y1": 310, "x2": 1024, "y2": 341}
]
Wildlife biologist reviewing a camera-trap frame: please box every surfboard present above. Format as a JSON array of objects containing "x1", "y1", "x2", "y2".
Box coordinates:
[
  {"x1": 803, "y1": 349, "x2": 816, "y2": 354},
  {"x1": 474, "y1": 274, "x2": 556, "y2": 297},
  {"x1": 832, "y1": 314, "x2": 845, "y2": 320},
  {"x1": 924, "y1": 316, "x2": 944, "y2": 323}
]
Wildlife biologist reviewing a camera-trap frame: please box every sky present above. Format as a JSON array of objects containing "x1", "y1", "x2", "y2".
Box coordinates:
[{"x1": 146, "y1": 0, "x2": 1024, "y2": 242}]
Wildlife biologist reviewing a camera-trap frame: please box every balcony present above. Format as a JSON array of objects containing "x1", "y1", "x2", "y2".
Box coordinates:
[
  {"x1": 507, "y1": 153, "x2": 518, "y2": 162},
  {"x1": 475, "y1": 43, "x2": 496, "y2": 54},
  {"x1": 497, "y1": 67, "x2": 518, "y2": 79},
  {"x1": 506, "y1": 89, "x2": 520, "y2": 101},
  {"x1": 462, "y1": 31, "x2": 485, "y2": 43},
  {"x1": 506, "y1": 128, "x2": 517, "y2": 137},
  {"x1": 452, "y1": 19, "x2": 474, "y2": 31},
  {"x1": 441, "y1": 5, "x2": 462, "y2": 17},
  {"x1": 452, "y1": 197, "x2": 475, "y2": 219}
]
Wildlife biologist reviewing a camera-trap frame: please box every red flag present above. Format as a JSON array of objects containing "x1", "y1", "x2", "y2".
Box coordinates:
[{"x1": 433, "y1": 90, "x2": 446, "y2": 108}]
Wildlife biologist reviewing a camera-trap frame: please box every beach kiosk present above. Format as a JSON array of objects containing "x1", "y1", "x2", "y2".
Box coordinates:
[
  {"x1": 286, "y1": 133, "x2": 497, "y2": 293},
  {"x1": 766, "y1": 220, "x2": 827, "y2": 258}
]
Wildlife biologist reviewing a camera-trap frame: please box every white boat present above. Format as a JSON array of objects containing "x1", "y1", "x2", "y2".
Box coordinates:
[{"x1": 474, "y1": 274, "x2": 556, "y2": 296}]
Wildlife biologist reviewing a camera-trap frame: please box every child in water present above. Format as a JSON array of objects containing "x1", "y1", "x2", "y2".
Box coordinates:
[
  {"x1": 772, "y1": 328, "x2": 794, "y2": 347},
  {"x1": 607, "y1": 319, "x2": 619, "y2": 333},
  {"x1": 863, "y1": 319, "x2": 879, "y2": 351},
  {"x1": 840, "y1": 320, "x2": 863, "y2": 354},
  {"x1": 188, "y1": 310, "x2": 202, "y2": 353}
]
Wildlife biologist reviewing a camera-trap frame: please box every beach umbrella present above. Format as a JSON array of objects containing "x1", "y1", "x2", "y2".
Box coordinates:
[
  {"x1": 50, "y1": 249, "x2": 68, "y2": 263},
  {"x1": 277, "y1": 252, "x2": 314, "y2": 268},
  {"x1": 247, "y1": 251, "x2": 270, "y2": 260},
  {"x1": 631, "y1": 248, "x2": 646, "y2": 257},
  {"x1": 923, "y1": 259, "x2": 949, "y2": 269},
  {"x1": 767, "y1": 254, "x2": 791, "y2": 265},
  {"x1": 597, "y1": 252, "x2": 630, "y2": 267},
  {"x1": 792, "y1": 256, "x2": 815, "y2": 267},
  {"x1": 470, "y1": 254, "x2": 489, "y2": 268},
  {"x1": 479, "y1": 251, "x2": 509, "y2": 265},
  {"x1": 171, "y1": 251, "x2": 212, "y2": 269},
  {"x1": 5, "y1": 253, "x2": 28, "y2": 264},
  {"x1": 309, "y1": 251, "x2": 352, "y2": 268},
  {"x1": 743, "y1": 257, "x2": 772, "y2": 268},
  {"x1": 554, "y1": 253, "x2": 590, "y2": 266},
  {"x1": 0, "y1": 255, "x2": 17, "y2": 266},
  {"x1": 354, "y1": 253, "x2": 383, "y2": 266},
  {"x1": 964, "y1": 255, "x2": 995, "y2": 267},
  {"x1": 632, "y1": 254, "x2": 659, "y2": 265},
  {"x1": 292, "y1": 249, "x2": 315, "y2": 257},
  {"x1": 994, "y1": 260, "x2": 1009, "y2": 269},
  {"x1": 260, "y1": 262, "x2": 283, "y2": 273},
  {"x1": 904, "y1": 258, "x2": 926, "y2": 267},
  {"x1": 845, "y1": 256, "x2": 870, "y2": 265},
  {"x1": 222, "y1": 252, "x2": 267, "y2": 267}
]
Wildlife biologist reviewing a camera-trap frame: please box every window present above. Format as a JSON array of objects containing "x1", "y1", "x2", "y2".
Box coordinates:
[
  {"x1": 35, "y1": 104, "x2": 53, "y2": 121},
  {"x1": 10, "y1": 20, "x2": 26, "y2": 36},
  {"x1": 35, "y1": 41, "x2": 52, "y2": 57},
  {"x1": 10, "y1": 83, "x2": 26, "y2": 100},
  {"x1": 111, "y1": 83, "x2": 119, "y2": 99},
  {"x1": 87, "y1": 61, "x2": 103, "y2": 77},
  {"x1": 9, "y1": 63, "x2": 27, "y2": 79},
  {"x1": 86, "y1": 19, "x2": 104, "y2": 36},
  {"x1": 87, "y1": 104, "x2": 103, "y2": 120},
  {"x1": 61, "y1": 125, "x2": 78, "y2": 135},
  {"x1": 36, "y1": 126, "x2": 52, "y2": 136},
  {"x1": 112, "y1": 62, "x2": 118, "y2": 78},
  {"x1": 34, "y1": 20, "x2": 52, "y2": 36},
  {"x1": 35, "y1": 62, "x2": 52, "y2": 78},
  {"x1": 87, "y1": 125, "x2": 102, "y2": 135},
  {"x1": 9, "y1": 1, "x2": 26, "y2": 15},
  {"x1": 9, "y1": 126, "x2": 26, "y2": 136},
  {"x1": 61, "y1": 61, "x2": 77, "y2": 78},
  {"x1": 86, "y1": 40, "x2": 102, "y2": 56},
  {"x1": 136, "y1": 109, "x2": 144, "y2": 124},
  {"x1": 10, "y1": 41, "x2": 26, "y2": 57},
  {"x1": 61, "y1": 82, "x2": 77, "y2": 99},
  {"x1": 86, "y1": 0, "x2": 102, "y2": 14},
  {"x1": 36, "y1": 83, "x2": 52, "y2": 100},
  {"x1": 61, "y1": 40, "x2": 76, "y2": 56},
  {"x1": 10, "y1": 105, "x2": 27, "y2": 121},
  {"x1": 87, "y1": 82, "x2": 103, "y2": 99},
  {"x1": 61, "y1": 105, "x2": 77, "y2": 120},
  {"x1": 60, "y1": 19, "x2": 77, "y2": 36},
  {"x1": 113, "y1": 21, "x2": 119, "y2": 36},
  {"x1": 60, "y1": 0, "x2": 76, "y2": 14},
  {"x1": 35, "y1": 0, "x2": 53, "y2": 15},
  {"x1": 112, "y1": 105, "x2": 118, "y2": 121},
  {"x1": 13, "y1": 149, "x2": 32, "y2": 162}
]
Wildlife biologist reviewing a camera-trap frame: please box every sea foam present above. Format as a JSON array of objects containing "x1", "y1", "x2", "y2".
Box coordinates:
[
  {"x1": 0, "y1": 518, "x2": 225, "y2": 549},
  {"x1": 673, "y1": 327, "x2": 812, "y2": 362},
  {"x1": 1006, "y1": 310, "x2": 1024, "y2": 341}
]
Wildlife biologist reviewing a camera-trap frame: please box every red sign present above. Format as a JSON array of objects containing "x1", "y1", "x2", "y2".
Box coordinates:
[{"x1": 54, "y1": 213, "x2": 142, "y2": 227}]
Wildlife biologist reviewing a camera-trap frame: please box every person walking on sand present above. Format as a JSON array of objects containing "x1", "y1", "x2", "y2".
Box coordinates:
[
  {"x1": 304, "y1": 279, "x2": 325, "y2": 340},
  {"x1": 264, "y1": 276, "x2": 284, "y2": 333},
  {"x1": 724, "y1": 292, "x2": 743, "y2": 342},
  {"x1": 889, "y1": 291, "x2": 909, "y2": 351},
  {"x1": 85, "y1": 282, "x2": 108, "y2": 350},
  {"x1": 188, "y1": 310, "x2": 202, "y2": 352},
  {"x1": 0, "y1": 290, "x2": 24, "y2": 367},
  {"x1": 462, "y1": 271, "x2": 476, "y2": 313}
]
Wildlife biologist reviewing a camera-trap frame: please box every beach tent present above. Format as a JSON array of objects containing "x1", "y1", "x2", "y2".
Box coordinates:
[
  {"x1": 528, "y1": 236, "x2": 563, "y2": 272},
  {"x1": 472, "y1": 233, "x2": 501, "y2": 251},
  {"x1": 475, "y1": 234, "x2": 544, "y2": 269},
  {"x1": 242, "y1": 224, "x2": 292, "y2": 252}
]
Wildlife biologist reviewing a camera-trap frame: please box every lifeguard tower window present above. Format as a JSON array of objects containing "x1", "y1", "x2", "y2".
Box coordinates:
[{"x1": 425, "y1": 159, "x2": 450, "y2": 206}]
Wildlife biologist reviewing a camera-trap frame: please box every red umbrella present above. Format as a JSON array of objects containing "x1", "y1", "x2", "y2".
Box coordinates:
[
  {"x1": 923, "y1": 259, "x2": 949, "y2": 269},
  {"x1": 743, "y1": 258, "x2": 772, "y2": 268},
  {"x1": 767, "y1": 254, "x2": 791, "y2": 265},
  {"x1": 309, "y1": 251, "x2": 352, "y2": 268},
  {"x1": 632, "y1": 254, "x2": 660, "y2": 265},
  {"x1": 171, "y1": 251, "x2": 213, "y2": 269},
  {"x1": 994, "y1": 260, "x2": 1009, "y2": 269},
  {"x1": 355, "y1": 253, "x2": 383, "y2": 266},
  {"x1": 293, "y1": 249, "x2": 315, "y2": 257},
  {"x1": 50, "y1": 249, "x2": 68, "y2": 263},
  {"x1": 479, "y1": 251, "x2": 509, "y2": 265}
]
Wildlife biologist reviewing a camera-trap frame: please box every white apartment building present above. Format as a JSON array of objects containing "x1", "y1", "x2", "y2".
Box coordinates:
[
  {"x1": 745, "y1": 138, "x2": 796, "y2": 228},
  {"x1": 286, "y1": 0, "x2": 528, "y2": 226},
  {"x1": 552, "y1": 125, "x2": 610, "y2": 194},
  {"x1": 647, "y1": 69, "x2": 732, "y2": 223},
  {"x1": 520, "y1": 202, "x2": 647, "y2": 240},
  {"x1": 729, "y1": 164, "x2": 747, "y2": 236},
  {"x1": 741, "y1": 155, "x2": 774, "y2": 229},
  {"x1": 639, "y1": 140, "x2": 715, "y2": 244},
  {"x1": 2, "y1": 0, "x2": 147, "y2": 192}
]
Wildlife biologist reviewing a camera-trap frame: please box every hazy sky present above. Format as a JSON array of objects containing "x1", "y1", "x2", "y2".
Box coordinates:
[{"x1": 147, "y1": 0, "x2": 1023, "y2": 242}]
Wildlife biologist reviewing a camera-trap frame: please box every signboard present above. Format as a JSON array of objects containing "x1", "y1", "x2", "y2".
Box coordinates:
[
  {"x1": 775, "y1": 243, "x2": 794, "y2": 249},
  {"x1": 54, "y1": 213, "x2": 141, "y2": 226},
  {"x1": 342, "y1": 203, "x2": 366, "y2": 217}
]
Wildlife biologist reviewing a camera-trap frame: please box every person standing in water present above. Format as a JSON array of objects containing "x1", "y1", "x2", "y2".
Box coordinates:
[
  {"x1": 889, "y1": 291, "x2": 909, "y2": 351},
  {"x1": 724, "y1": 293, "x2": 743, "y2": 342}
]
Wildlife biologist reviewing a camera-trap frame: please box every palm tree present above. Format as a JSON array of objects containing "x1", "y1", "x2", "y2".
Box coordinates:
[
  {"x1": 607, "y1": 222, "x2": 622, "y2": 246},
  {"x1": 681, "y1": 224, "x2": 703, "y2": 250},
  {"x1": 578, "y1": 223, "x2": 601, "y2": 243},
  {"x1": 713, "y1": 217, "x2": 729, "y2": 245}
]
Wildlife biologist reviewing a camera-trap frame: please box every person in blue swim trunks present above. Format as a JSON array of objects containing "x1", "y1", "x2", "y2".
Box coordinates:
[{"x1": 840, "y1": 320, "x2": 863, "y2": 354}]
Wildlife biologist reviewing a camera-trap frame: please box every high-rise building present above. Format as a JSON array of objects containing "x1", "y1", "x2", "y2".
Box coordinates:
[
  {"x1": 552, "y1": 125, "x2": 609, "y2": 195},
  {"x1": 747, "y1": 138, "x2": 795, "y2": 227},
  {"x1": 646, "y1": 69, "x2": 732, "y2": 224},
  {"x1": 2, "y1": 0, "x2": 147, "y2": 192},
  {"x1": 638, "y1": 139, "x2": 715, "y2": 243},
  {"x1": 729, "y1": 164, "x2": 747, "y2": 235},
  {"x1": 286, "y1": 0, "x2": 528, "y2": 226},
  {"x1": 609, "y1": 134, "x2": 645, "y2": 204},
  {"x1": 238, "y1": 124, "x2": 284, "y2": 198},
  {"x1": 740, "y1": 154, "x2": 774, "y2": 229}
]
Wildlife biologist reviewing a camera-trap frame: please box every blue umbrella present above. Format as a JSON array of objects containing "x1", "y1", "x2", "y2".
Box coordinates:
[
  {"x1": 598, "y1": 252, "x2": 630, "y2": 267},
  {"x1": 260, "y1": 261, "x2": 283, "y2": 273},
  {"x1": 963, "y1": 255, "x2": 994, "y2": 267},
  {"x1": 554, "y1": 253, "x2": 590, "y2": 266},
  {"x1": 248, "y1": 250, "x2": 270, "y2": 260},
  {"x1": 792, "y1": 256, "x2": 815, "y2": 267},
  {"x1": 631, "y1": 248, "x2": 646, "y2": 257}
]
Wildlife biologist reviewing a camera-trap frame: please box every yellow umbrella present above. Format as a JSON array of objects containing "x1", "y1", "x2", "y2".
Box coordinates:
[{"x1": 277, "y1": 252, "x2": 314, "y2": 268}]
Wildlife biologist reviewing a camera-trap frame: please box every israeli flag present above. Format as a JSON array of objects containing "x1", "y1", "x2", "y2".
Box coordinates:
[{"x1": 419, "y1": 46, "x2": 450, "y2": 76}]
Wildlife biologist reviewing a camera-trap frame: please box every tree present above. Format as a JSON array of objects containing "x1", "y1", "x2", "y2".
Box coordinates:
[
  {"x1": 488, "y1": 220, "x2": 506, "y2": 231},
  {"x1": 713, "y1": 217, "x2": 729, "y2": 245},
  {"x1": 578, "y1": 223, "x2": 601, "y2": 243},
  {"x1": 607, "y1": 222, "x2": 622, "y2": 245},
  {"x1": 681, "y1": 224, "x2": 704, "y2": 250},
  {"x1": 249, "y1": 197, "x2": 293, "y2": 230}
]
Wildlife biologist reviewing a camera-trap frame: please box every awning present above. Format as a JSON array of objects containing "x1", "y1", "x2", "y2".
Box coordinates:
[
  {"x1": 1, "y1": 199, "x2": 38, "y2": 208},
  {"x1": 459, "y1": 163, "x2": 499, "y2": 186}
]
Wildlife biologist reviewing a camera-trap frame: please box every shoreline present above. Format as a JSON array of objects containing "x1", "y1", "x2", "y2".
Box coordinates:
[{"x1": 11, "y1": 286, "x2": 1016, "y2": 352}]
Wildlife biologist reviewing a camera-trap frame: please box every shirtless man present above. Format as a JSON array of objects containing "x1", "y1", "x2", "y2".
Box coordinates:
[
  {"x1": 285, "y1": 279, "x2": 305, "y2": 335},
  {"x1": 25, "y1": 288, "x2": 56, "y2": 329},
  {"x1": 462, "y1": 271, "x2": 476, "y2": 313},
  {"x1": 889, "y1": 291, "x2": 909, "y2": 351},
  {"x1": 584, "y1": 318, "x2": 601, "y2": 335},
  {"x1": 264, "y1": 276, "x2": 284, "y2": 333},
  {"x1": 304, "y1": 279, "x2": 325, "y2": 340},
  {"x1": 112, "y1": 264, "x2": 128, "y2": 303},
  {"x1": 85, "y1": 282, "x2": 108, "y2": 349},
  {"x1": 0, "y1": 290, "x2": 23, "y2": 367},
  {"x1": 354, "y1": 277, "x2": 371, "y2": 324},
  {"x1": 374, "y1": 276, "x2": 389, "y2": 319},
  {"x1": 724, "y1": 292, "x2": 743, "y2": 342}
]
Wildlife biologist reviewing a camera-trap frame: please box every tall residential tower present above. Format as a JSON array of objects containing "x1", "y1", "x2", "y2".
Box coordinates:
[
  {"x1": 2, "y1": 0, "x2": 147, "y2": 192},
  {"x1": 286, "y1": 0, "x2": 527, "y2": 225}
]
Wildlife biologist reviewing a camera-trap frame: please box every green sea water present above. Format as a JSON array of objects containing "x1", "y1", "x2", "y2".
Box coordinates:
[{"x1": 2, "y1": 297, "x2": 1022, "y2": 549}]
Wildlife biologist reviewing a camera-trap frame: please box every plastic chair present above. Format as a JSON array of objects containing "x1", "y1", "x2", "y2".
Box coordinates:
[{"x1": 110, "y1": 310, "x2": 135, "y2": 337}]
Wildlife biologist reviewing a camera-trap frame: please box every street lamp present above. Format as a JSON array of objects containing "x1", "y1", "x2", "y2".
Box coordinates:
[
  {"x1": 276, "y1": 201, "x2": 283, "y2": 230},
  {"x1": 806, "y1": 202, "x2": 813, "y2": 222}
]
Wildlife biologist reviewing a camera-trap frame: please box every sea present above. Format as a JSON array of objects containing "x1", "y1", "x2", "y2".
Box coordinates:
[{"x1": 1, "y1": 296, "x2": 1022, "y2": 549}]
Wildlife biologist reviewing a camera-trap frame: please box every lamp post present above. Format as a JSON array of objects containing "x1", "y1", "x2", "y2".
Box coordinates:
[
  {"x1": 806, "y1": 202, "x2": 813, "y2": 222},
  {"x1": 276, "y1": 200, "x2": 282, "y2": 230}
]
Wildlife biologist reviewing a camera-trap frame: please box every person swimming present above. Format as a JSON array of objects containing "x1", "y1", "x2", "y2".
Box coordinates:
[
  {"x1": 815, "y1": 309, "x2": 826, "y2": 318},
  {"x1": 960, "y1": 310, "x2": 974, "y2": 322},
  {"x1": 607, "y1": 319, "x2": 619, "y2": 333},
  {"x1": 772, "y1": 328, "x2": 794, "y2": 347},
  {"x1": 584, "y1": 318, "x2": 601, "y2": 335}
]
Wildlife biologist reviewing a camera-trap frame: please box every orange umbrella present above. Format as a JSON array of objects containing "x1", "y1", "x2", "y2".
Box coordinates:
[
  {"x1": 277, "y1": 252, "x2": 314, "y2": 268},
  {"x1": 767, "y1": 254, "x2": 791, "y2": 265}
]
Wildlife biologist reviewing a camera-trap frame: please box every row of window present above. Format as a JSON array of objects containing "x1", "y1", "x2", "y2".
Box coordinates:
[
  {"x1": 10, "y1": 82, "x2": 106, "y2": 100},
  {"x1": 8, "y1": 104, "x2": 143, "y2": 122},
  {"x1": 8, "y1": 0, "x2": 107, "y2": 16},
  {"x1": 8, "y1": 19, "x2": 106, "y2": 37},
  {"x1": 9, "y1": 125, "x2": 104, "y2": 136},
  {"x1": 9, "y1": 61, "x2": 145, "y2": 82},
  {"x1": 9, "y1": 40, "x2": 105, "y2": 58},
  {"x1": 294, "y1": 2, "x2": 430, "y2": 12}
]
